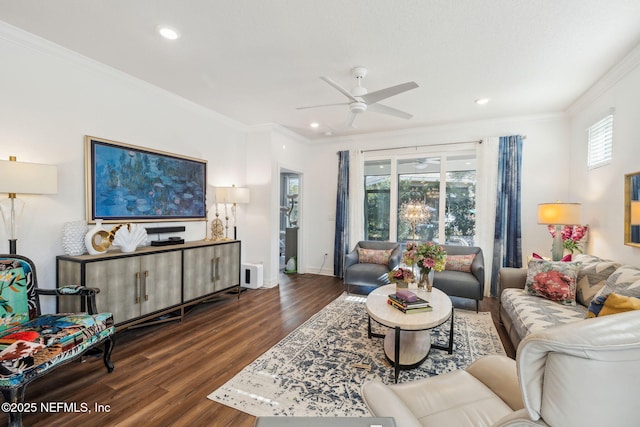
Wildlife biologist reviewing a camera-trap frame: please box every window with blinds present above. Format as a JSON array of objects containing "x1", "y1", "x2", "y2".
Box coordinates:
[{"x1": 587, "y1": 114, "x2": 613, "y2": 169}]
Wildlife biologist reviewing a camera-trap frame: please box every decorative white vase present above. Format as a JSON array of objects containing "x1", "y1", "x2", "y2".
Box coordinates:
[
  {"x1": 62, "y1": 220, "x2": 88, "y2": 256},
  {"x1": 85, "y1": 220, "x2": 111, "y2": 255},
  {"x1": 112, "y1": 224, "x2": 148, "y2": 253}
]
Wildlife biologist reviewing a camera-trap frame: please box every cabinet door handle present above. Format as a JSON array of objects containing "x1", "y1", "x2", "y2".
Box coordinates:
[
  {"x1": 215, "y1": 257, "x2": 220, "y2": 281},
  {"x1": 210, "y1": 258, "x2": 215, "y2": 282},
  {"x1": 144, "y1": 270, "x2": 149, "y2": 301},
  {"x1": 135, "y1": 272, "x2": 141, "y2": 304}
]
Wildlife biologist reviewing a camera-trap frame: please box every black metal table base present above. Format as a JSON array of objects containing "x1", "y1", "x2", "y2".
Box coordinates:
[
  {"x1": 368, "y1": 308, "x2": 455, "y2": 383},
  {"x1": 431, "y1": 308, "x2": 455, "y2": 354}
]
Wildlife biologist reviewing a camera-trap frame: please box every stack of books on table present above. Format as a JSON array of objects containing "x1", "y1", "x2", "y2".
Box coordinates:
[{"x1": 387, "y1": 291, "x2": 432, "y2": 314}]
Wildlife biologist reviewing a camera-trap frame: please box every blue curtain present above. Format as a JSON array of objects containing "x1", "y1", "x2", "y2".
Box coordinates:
[
  {"x1": 334, "y1": 151, "x2": 350, "y2": 277},
  {"x1": 633, "y1": 176, "x2": 640, "y2": 243},
  {"x1": 490, "y1": 135, "x2": 523, "y2": 296}
]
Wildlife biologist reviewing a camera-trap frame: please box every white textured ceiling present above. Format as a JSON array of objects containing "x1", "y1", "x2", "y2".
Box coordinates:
[{"x1": 1, "y1": 0, "x2": 640, "y2": 140}]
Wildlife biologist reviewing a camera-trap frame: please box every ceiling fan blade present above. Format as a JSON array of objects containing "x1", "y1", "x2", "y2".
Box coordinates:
[
  {"x1": 296, "y1": 102, "x2": 349, "y2": 110},
  {"x1": 367, "y1": 103, "x2": 413, "y2": 119},
  {"x1": 361, "y1": 81, "x2": 418, "y2": 104},
  {"x1": 320, "y1": 76, "x2": 359, "y2": 102}
]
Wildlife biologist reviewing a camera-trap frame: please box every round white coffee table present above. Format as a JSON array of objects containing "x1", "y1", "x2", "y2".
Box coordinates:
[{"x1": 366, "y1": 284, "x2": 453, "y2": 382}]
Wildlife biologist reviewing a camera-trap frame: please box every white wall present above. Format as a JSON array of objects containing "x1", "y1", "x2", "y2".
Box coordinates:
[
  {"x1": 0, "y1": 24, "x2": 248, "y2": 312},
  {"x1": 4, "y1": 19, "x2": 638, "y2": 308},
  {"x1": 568, "y1": 47, "x2": 640, "y2": 266},
  {"x1": 304, "y1": 114, "x2": 572, "y2": 283},
  {"x1": 244, "y1": 125, "x2": 309, "y2": 287},
  {"x1": 302, "y1": 45, "x2": 640, "y2": 281}
]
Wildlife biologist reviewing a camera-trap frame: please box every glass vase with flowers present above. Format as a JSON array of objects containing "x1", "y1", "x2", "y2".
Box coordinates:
[
  {"x1": 547, "y1": 224, "x2": 588, "y2": 257},
  {"x1": 403, "y1": 242, "x2": 447, "y2": 291}
]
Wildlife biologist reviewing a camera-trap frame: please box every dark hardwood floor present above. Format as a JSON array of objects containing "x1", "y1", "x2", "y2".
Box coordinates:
[{"x1": 6, "y1": 274, "x2": 514, "y2": 427}]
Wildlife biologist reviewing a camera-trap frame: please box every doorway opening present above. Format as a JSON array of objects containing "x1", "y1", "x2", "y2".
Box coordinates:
[{"x1": 280, "y1": 171, "x2": 300, "y2": 272}]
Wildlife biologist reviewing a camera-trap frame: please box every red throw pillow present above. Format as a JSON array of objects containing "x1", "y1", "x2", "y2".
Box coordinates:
[{"x1": 532, "y1": 253, "x2": 572, "y2": 262}]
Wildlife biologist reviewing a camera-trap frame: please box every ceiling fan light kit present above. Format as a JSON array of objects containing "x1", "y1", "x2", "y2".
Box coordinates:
[{"x1": 297, "y1": 66, "x2": 418, "y2": 128}]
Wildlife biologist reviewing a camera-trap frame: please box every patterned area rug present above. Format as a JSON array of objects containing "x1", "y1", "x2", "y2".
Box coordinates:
[{"x1": 208, "y1": 293, "x2": 505, "y2": 417}]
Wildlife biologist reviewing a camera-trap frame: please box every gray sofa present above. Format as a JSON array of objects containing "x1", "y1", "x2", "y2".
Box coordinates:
[
  {"x1": 433, "y1": 245, "x2": 484, "y2": 312},
  {"x1": 343, "y1": 241, "x2": 401, "y2": 294}
]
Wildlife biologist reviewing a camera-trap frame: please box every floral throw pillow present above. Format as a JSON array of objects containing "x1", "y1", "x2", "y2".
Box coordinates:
[
  {"x1": 444, "y1": 254, "x2": 475, "y2": 272},
  {"x1": 524, "y1": 259, "x2": 581, "y2": 305},
  {"x1": 357, "y1": 248, "x2": 392, "y2": 265}
]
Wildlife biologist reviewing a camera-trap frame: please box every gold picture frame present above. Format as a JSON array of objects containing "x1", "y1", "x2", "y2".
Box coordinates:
[{"x1": 85, "y1": 136, "x2": 207, "y2": 223}]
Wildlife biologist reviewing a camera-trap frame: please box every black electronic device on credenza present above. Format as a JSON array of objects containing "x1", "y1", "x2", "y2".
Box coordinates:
[{"x1": 146, "y1": 226, "x2": 186, "y2": 246}]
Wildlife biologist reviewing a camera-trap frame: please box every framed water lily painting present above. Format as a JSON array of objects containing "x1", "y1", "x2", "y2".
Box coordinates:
[{"x1": 85, "y1": 136, "x2": 207, "y2": 223}]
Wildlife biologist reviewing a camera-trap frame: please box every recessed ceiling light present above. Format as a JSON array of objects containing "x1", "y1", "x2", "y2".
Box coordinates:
[
  {"x1": 158, "y1": 26, "x2": 180, "y2": 40},
  {"x1": 310, "y1": 122, "x2": 319, "y2": 128},
  {"x1": 475, "y1": 98, "x2": 490, "y2": 105}
]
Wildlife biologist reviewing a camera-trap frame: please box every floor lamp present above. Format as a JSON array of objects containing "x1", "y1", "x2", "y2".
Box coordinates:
[
  {"x1": 537, "y1": 201, "x2": 581, "y2": 261},
  {"x1": 0, "y1": 156, "x2": 58, "y2": 254}
]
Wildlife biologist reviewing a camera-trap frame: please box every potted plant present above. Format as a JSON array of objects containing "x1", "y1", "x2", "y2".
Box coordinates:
[{"x1": 387, "y1": 267, "x2": 415, "y2": 289}]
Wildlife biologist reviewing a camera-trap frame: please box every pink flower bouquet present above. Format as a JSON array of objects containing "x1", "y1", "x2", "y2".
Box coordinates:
[
  {"x1": 388, "y1": 267, "x2": 415, "y2": 285},
  {"x1": 548, "y1": 225, "x2": 588, "y2": 254}
]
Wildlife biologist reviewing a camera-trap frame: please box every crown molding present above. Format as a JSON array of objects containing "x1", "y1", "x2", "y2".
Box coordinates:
[
  {"x1": 312, "y1": 112, "x2": 567, "y2": 144},
  {"x1": 567, "y1": 42, "x2": 640, "y2": 115},
  {"x1": 0, "y1": 20, "x2": 247, "y2": 132},
  {"x1": 248, "y1": 123, "x2": 311, "y2": 144}
]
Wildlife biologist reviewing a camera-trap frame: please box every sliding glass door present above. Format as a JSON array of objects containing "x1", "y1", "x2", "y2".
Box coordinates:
[
  {"x1": 364, "y1": 160, "x2": 391, "y2": 240},
  {"x1": 364, "y1": 152, "x2": 476, "y2": 246}
]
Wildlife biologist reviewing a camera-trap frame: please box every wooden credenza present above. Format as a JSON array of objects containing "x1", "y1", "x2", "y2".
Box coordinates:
[{"x1": 56, "y1": 240, "x2": 241, "y2": 330}]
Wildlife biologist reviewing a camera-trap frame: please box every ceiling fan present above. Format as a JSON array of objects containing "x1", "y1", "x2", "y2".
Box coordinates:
[{"x1": 297, "y1": 67, "x2": 419, "y2": 127}]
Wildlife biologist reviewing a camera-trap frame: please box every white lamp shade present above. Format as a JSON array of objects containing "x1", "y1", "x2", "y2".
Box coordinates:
[
  {"x1": 0, "y1": 159, "x2": 58, "y2": 195},
  {"x1": 215, "y1": 186, "x2": 249, "y2": 204},
  {"x1": 215, "y1": 187, "x2": 231, "y2": 204},
  {"x1": 631, "y1": 201, "x2": 640, "y2": 225},
  {"x1": 228, "y1": 187, "x2": 250, "y2": 204},
  {"x1": 537, "y1": 202, "x2": 581, "y2": 225}
]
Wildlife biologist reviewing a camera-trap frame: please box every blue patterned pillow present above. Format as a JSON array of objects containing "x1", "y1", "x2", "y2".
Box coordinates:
[
  {"x1": 587, "y1": 292, "x2": 640, "y2": 318},
  {"x1": 586, "y1": 293, "x2": 608, "y2": 318}
]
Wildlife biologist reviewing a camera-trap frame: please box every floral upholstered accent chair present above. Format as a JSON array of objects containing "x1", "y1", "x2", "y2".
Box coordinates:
[{"x1": 0, "y1": 255, "x2": 115, "y2": 427}]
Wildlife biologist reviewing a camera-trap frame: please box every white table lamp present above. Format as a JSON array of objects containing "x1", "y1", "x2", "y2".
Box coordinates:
[{"x1": 537, "y1": 202, "x2": 581, "y2": 261}]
